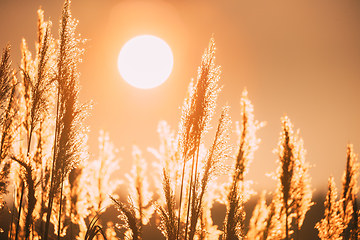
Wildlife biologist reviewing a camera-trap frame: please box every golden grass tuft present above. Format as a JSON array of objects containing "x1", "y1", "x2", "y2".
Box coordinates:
[{"x1": 3, "y1": 1, "x2": 360, "y2": 240}]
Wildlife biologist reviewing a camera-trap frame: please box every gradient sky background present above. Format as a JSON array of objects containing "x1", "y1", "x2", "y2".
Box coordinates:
[{"x1": 1, "y1": 0, "x2": 360, "y2": 196}]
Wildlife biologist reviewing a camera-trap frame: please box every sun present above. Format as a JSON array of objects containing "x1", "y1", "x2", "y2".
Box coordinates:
[{"x1": 117, "y1": 35, "x2": 173, "y2": 89}]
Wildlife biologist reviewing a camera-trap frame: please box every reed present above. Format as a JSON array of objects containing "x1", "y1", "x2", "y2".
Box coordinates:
[
  {"x1": 315, "y1": 176, "x2": 344, "y2": 239},
  {"x1": 5, "y1": 1, "x2": 360, "y2": 239},
  {"x1": 0, "y1": 44, "x2": 16, "y2": 212},
  {"x1": 265, "y1": 116, "x2": 313, "y2": 240},
  {"x1": 84, "y1": 213, "x2": 108, "y2": 240},
  {"x1": 161, "y1": 168, "x2": 178, "y2": 240},
  {"x1": 111, "y1": 196, "x2": 141, "y2": 240},
  {"x1": 340, "y1": 144, "x2": 359, "y2": 239},
  {"x1": 247, "y1": 191, "x2": 269, "y2": 240},
  {"x1": 11, "y1": 10, "x2": 55, "y2": 239},
  {"x1": 177, "y1": 37, "x2": 221, "y2": 240},
  {"x1": 222, "y1": 90, "x2": 263, "y2": 240},
  {"x1": 44, "y1": 0, "x2": 90, "y2": 239},
  {"x1": 316, "y1": 144, "x2": 359, "y2": 240},
  {"x1": 125, "y1": 145, "x2": 154, "y2": 238},
  {"x1": 188, "y1": 105, "x2": 231, "y2": 240}
]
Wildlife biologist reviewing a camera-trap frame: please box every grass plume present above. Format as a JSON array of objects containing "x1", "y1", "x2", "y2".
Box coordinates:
[
  {"x1": 315, "y1": 176, "x2": 344, "y2": 239},
  {"x1": 177, "y1": 36, "x2": 221, "y2": 240},
  {"x1": 111, "y1": 196, "x2": 141, "y2": 240},
  {"x1": 222, "y1": 90, "x2": 263, "y2": 240},
  {"x1": 340, "y1": 144, "x2": 359, "y2": 239},
  {"x1": 0, "y1": 44, "x2": 17, "y2": 214},
  {"x1": 44, "y1": 0, "x2": 90, "y2": 239}
]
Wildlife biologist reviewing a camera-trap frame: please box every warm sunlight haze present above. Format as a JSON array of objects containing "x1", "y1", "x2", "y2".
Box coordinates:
[
  {"x1": 117, "y1": 35, "x2": 173, "y2": 89},
  {"x1": 1, "y1": 1, "x2": 360, "y2": 239}
]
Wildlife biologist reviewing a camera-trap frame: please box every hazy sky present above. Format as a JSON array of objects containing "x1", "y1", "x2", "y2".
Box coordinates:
[{"x1": 1, "y1": 0, "x2": 360, "y2": 194}]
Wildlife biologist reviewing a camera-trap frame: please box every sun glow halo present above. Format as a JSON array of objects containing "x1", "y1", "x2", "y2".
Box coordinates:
[{"x1": 118, "y1": 35, "x2": 173, "y2": 89}]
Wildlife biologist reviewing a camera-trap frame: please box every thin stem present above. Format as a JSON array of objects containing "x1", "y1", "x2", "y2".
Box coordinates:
[
  {"x1": 57, "y1": 178, "x2": 64, "y2": 240},
  {"x1": 176, "y1": 155, "x2": 187, "y2": 240},
  {"x1": 9, "y1": 191, "x2": 15, "y2": 240},
  {"x1": 15, "y1": 181, "x2": 25, "y2": 240},
  {"x1": 184, "y1": 146, "x2": 200, "y2": 240},
  {"x1": 43, "y1": 84, "x2": 61, "y2": 240}
]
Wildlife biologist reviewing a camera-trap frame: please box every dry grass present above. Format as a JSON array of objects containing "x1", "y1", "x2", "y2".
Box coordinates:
[{"x1": 1, "y1": 1, "x2": 360, "y2": 240}]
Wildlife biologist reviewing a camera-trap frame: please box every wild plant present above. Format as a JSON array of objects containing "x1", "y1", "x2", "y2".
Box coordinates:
[
  {"x1": 222, "y1": 89, "x2": 264, "y2": 240},
  {"x1": 111, "y1": 196, "x2": 141, "y2": 240},
  {"x1": 84, "y1": 213, "x2": 108, "y2": 240},
  {"x1": 0, "y1": 43, "x2": 17, "y2": 234},
  {"x1": 31, "y1": 108, "x2": 54, "y2": 239},
  {"x1": 115, "y1": 37, "x2": 227, "y2": 240},
  {"x1": 68, "y1": 163, "x2": 84, "y2": 239},
  {"x1": 266, "y1": 116, "x2": 313, "y2": 240},
  {"x1": 0, "y1": 44, "x2": 17, "y2": 168},
  {"x1": 154, "y1": 167, "x2": 178, "y2": 240},
  {"x1": 149, "y1": 121, "x2": 180, "y2": 205},
  {"x1": 247, "y1": 191, "x2": 269, "y2": 240},
  {"x1": 149, "y1": 121, "x2": 181, "y2": 240},
  {"x1": 9, "y1": 8, "x2": 55, "y2": 239},
  {"x1": 188, "y1": 105, "x2": 231, "y2": 240},
  {"x1": 315, "y1": 176, "x2": 344, "y2": 239},
  {"x1": 7, "y1": 0, "x2": 360, "y2": 239},
  {"x1": 125, "y1": 145, "x2": 154, "y2": 237},
  {"x1": 79, "y1": 130, "x2": 122, "y2": 239},
  {"x1": 43, "y1": 0, "x2": 90, "y2": 239},
  {"x1": 340, "y1": 144, "x2": 359, "y2": 239},
  {"x1": 177, "y1": 37, "x2": 222, "y2": 240}
]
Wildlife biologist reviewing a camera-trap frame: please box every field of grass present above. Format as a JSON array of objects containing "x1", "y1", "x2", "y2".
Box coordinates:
[{"x1": 0, "y1": 1, "x2": 359, "y2": 240}]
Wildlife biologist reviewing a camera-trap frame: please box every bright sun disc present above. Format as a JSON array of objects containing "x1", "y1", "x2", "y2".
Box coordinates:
[{"x1": 118, "y1": 35, "x2": 173, "y2": 89}]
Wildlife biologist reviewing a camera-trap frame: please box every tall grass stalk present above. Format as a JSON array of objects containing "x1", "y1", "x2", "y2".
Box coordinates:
[
  {"x1": 188, "y1": 106, "x2": 231, "y2": 240},
  {"x1": 223, "y1": 90, "x2": 263, "y2": 240},
  {"x1": 84, "y1": 213, "x2": 108, "y2": 240},
  {"x1": 77, "y1": 130, "x2": 122, "y2": 239},
  {"x1": 177, "y1": 37, "x2": 221, "y2": 240},
  {"x1": 266, "y1": 116, "x2": 313, "y2": 240},
  {"x1": 44, "y1": 0, "x2": 89, "y2": 239},
  {"x1": 0, "y1": 43, "x2": 16, "y2": 214},
  {"x1": 155, "y1": 167, "x2": 178, "y2": 240},
  {"x1": 111, "y1": 196, "x2": 141, "y2": 240},
  {"x1": 247, "y1": 191, "x2": 268, "y2": 240},
  {"x1": 11, "y1": 11, "x2": 54, "y2": 238},
  {"x1": 125, "y1": 145, "x2": 154, "y2": 238},
  {"x1": 315, "y1": 176, "x2": 344, "y2": 239},
  {"x1": 341, "y1": 144, "x2": 359, "y2": 239}
]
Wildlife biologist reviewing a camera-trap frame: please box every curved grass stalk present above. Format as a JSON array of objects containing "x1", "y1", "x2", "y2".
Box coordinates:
[{"x1": 84, "y1": 212, "x2": 108, "y2": 240}]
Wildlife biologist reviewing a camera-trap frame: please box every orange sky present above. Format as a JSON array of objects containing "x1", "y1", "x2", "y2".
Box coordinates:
[{"x1": 1, "y1": 0, "x2": 360, "y2": 194}]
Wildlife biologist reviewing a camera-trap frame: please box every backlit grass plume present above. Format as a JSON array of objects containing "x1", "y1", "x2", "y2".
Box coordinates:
[
  {"x1": 44, "y1": 0, "x2": 90, "y2": 239},
  {"x1": 0, "y1": 44, "x2": 15, "y2": 127},
  {"x1": 154, "y1": 167, "x2": 178, "y2": 240},
  {"x1": 6, "y1": 7, "x2": 55, "y2": 239},
  {"x1": 247, "y1": 191, "x2": 269, "y2": 240},
  {"x1": 111, "y1": 196, "x2": 141, "y2": 240},
  {"x1": 188, "y1": 105, "x2": 231, "y2": 240},
  {"x1": 4, "y1": 1, "x2": 360, "y2": 239},
  {"x1": 222, "y1": 90, "x2": 264, "y2": 240},
  {"x1": 78, "y1": 130, "x2": 122, "y2": 238},
  {"x1": 177, "y1": 37, "x2": 221, "y2": 240},
  {"x1": 0, "y1": 43, "x2": 17, "y2": 230},
  {"x1": 315, "y1": 176, "x2": 344, "y2": 239},
  {"x1": 149, "y1": 121, "x2": 182, "y2": 240},
  {"x1": 149, "y1": 121, "x2": 180, "y2": 204},
  {"x1": 267, "y1": 116, "x2": 313, "y2": 240},
  {"x1": 84, "y1": 213, "x2": 108, "y2": 240},
  {"x1": 85, "y1": 131, "x2": 122, "y2": 212},
  {"x1": 340, "y1": 143, "x2": 359, "y2": 239},
  {"x1": 316, "y1": 144, "x2": 359, "y2": 240},
  {"x1": 125, "y1": 145, "x2": 154, "y2": 237}
]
